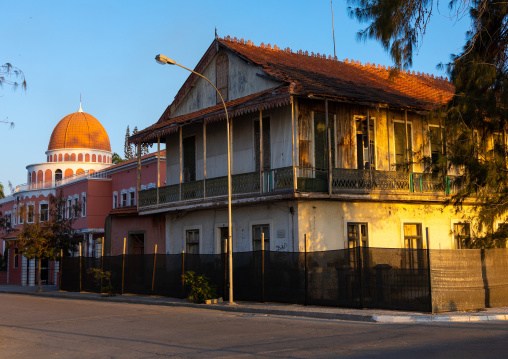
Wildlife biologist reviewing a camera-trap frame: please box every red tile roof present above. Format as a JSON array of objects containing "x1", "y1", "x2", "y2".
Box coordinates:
[
  {"x1": 132, "y1": 36, "x2": 454, "y2": 144},
  {"x1": 218, "y1": 36, "x2": 454, "y2": 111}
]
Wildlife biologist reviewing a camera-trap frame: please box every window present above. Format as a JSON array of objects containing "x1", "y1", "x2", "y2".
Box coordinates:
[
  {"x1": 18, "y1": 205, "x2": 23, "y2": 224},
  {"x1": 429, "y1": 125, "x2": 443, "y2": 166},
  {"x1": 12, "y1": 206, "x2": 17, "y2": 225},
  {"x1": 74, "y1": 197, "x2": 79, "y2": 217},
  {"x1": 55, "y1": 169, "x2": 63, "y2": 182},
  {"x1": 394, "y1": 122, "x2": 413, "y2": 171},
  {"x1": 14, "y1": 248, "x2": 19, "y2": 268},
  {"x1": 215, "y1": 53, "x2": 229, "y2": 103},
  {"x1": 61, "y1": 200, "x2": 66, "y2": 220},
  {"x1": 67, "y1": 198, "x2": 72, "y2": 219},
  {"x1": 121, "y1": 191, "x2": 127, "y2": 207},
  {"x1": 5, "y1": 212, "x2": 11, "y2": 228},
  {"x1": 27, "y1": 203, "x2": 34, "y2": 223},
  {"x1": 186, "y1": 229, "x2": 200, "y2": 254},
  {"x1": 356, "y1": 117, "x2": 376, "y2": 170},
  {"x1": 403, "y1": 223, "x2": 423, "y2": 269},
  {"x1": 252, "y1": 224, "x2": 270, "y2": 251},
  {"x1": 347, "y1": 223, "x2": 368, "y2": 268},
  {"x1": 254, "y1": 117, "x2": 271, "y2": 172},
  {"x1": 113, "y1": 192, "x2": 118, "y2": 209},
  {"x1": 81, "y1": 194, "x2": 86, "y2": 217},
  {"x1": 40, "y1": 203, "x2": 49, "y2": 222},
  {"x1": 454, "y1": 223, "x2": 470, "y2": 249},
  {"x1": 129, "y1": 190, "x2": 136, "y2": 206},
  {"x1": 183, "y1": 136, "x2": 196, "y2": 182}
]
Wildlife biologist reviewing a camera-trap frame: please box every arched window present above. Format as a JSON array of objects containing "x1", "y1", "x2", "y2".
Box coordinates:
[
  {"x1": 89, "y1": 169, "x2": 96, "y2": 174},
  {"x1": 37, "y1": 170, "x2": 43, "y2": 183},
  {"x1": 64, "y1": 169, "x2": 74, "y2": 178},
  {"x1": 64, "y1": 153, "x2": 70, "y2": 161},
  {"x1": 55, "y1": 169, "x2": 63, "y2": 182},
  {"x1": 58, "y1": 154, "x2": 62, "y2": 162},
  {"x1": 76, "y1": 168, "x2": 85, "y2": 175},
  {"x1": 216, "y1": 53, "x2": 229, "y2": 103},
  {"x1": 92, "y1": 154, "x2": 96, "y2": 162},
  {"x1": 31, "y1": 171, "x2": 36, "y2": 184},
  {"x1": 98, "y1": 155, "x2": 102, "y2": 163},
  {"x1": 53, "y1": 154, "x2": 57, "y2": 162},
  {"x1": 47, "y1": 156, "x2": 50, "y2": 162},
  {"x1": 78, "y1": 153, "x2": 83, "y2": 162},
  {"x1": 85, "y1": 154, "x2": 90, "y2": 162},
  {"x1": 45, "y1": 169, "x2": 52, "y2": 187},
  {"x1": 71, "y1": 153, "x2": 76, "y2": 161}
]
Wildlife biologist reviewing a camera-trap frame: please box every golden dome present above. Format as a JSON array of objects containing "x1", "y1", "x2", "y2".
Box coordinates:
[{"x1": 48, "y1": 110, "x2": 111, "y2": 151}]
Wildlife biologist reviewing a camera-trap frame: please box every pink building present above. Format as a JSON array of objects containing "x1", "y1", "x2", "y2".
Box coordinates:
[{"x1": 0, "y1": 104, "x2": 166, "y2": 285}]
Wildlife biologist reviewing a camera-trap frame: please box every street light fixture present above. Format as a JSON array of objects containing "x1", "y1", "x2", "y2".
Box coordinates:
[{"x1": 155, "y1": 54, "x2": 234, "y2": 304}]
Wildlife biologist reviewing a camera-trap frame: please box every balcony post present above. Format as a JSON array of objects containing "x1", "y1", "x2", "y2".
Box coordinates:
[
  {"x1": 157, "y1": 135, "x2": 160, "y2": 206},
  {"x1": 203, "y1": 121, "x2": 207, "y2": 198},
  {"x1": 291, "y1": 96, "x2": 297, "y2": 192},
  {"x1": 179, "y1": 126, "x2": 183, "y2": 201},
  {"x1": 326, "y1": 100, "x2": 332, "y2": 195},
  {"x1": 137, "y1": 143, "x2": 141, "y2": 192},
  {"x1": 259, "y1": 109, "x2": 263, "y2": 193}
]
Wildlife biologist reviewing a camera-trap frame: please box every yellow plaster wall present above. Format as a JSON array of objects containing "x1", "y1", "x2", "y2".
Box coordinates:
[{"x1": 297, "y1": 200, "x2": 472, "y2": 252}]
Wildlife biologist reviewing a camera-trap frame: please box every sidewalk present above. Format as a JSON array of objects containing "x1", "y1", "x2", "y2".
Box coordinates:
[{"x1": 1, "y1": 284, "x2": 507, "y2": 323}]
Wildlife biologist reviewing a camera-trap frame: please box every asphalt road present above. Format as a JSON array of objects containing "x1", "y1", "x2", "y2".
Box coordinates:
[{"x1": 1, "y1": 294, "x2": 508, "y2": 358}]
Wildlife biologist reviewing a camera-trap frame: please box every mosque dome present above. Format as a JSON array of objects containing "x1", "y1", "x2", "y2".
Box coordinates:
[{"x1": 47, "y1": 104, "x2": 111, "y2": 151}]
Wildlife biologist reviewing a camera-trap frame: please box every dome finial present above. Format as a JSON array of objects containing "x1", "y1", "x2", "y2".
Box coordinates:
[{"x1": 78, "y1": 93, "x2": 83, "y2": 112}]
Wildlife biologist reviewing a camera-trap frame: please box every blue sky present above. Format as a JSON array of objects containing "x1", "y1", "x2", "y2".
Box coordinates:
[{"x1": 0, "y1": 0, "x2": 469, "y2": 190}]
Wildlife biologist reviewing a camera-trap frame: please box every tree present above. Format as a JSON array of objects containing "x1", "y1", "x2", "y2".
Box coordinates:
[
  {"x1": 124, "y1": 126, "x2": 134, "y2": 160},
  {"x1": 132, "y1": 126, "x2": 150, "y2": 156},
  {"x1": 112, "y1": 152, "x2": 124, "y2": 164},
  {"x1": 16, "y1": 191, "x2": 81, "y2": 292},
  {"x1": 348, "y1": 0, "x2": 508, "y2": 247},
  {"x1": 1, "y1": 63, "x2": 27, "y2": 129},
  {"x1": 0, "y1": 182, "x2": 4, "y2": 198}
]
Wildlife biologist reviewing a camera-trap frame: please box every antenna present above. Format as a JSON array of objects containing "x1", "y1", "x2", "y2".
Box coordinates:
[{"x1": 331, "y1": 1, "x2": 336, "y2": 58}]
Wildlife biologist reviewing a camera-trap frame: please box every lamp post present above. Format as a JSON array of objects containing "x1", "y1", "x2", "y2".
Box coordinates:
[{"x1": 155, "y1": 54, "x2": 234, "y2": 304}]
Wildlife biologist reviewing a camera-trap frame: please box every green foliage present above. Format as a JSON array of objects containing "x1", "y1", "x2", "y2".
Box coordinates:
[
  {"x1": 124, "y1": 126, "x2": 134, "y2": 160},
  {"x1": 111, "y1": 152, "x2": 124, "y2": 164},
  {"x1": 0, "y1": 182, "x2": 4, "y2": 198},
  {"x1": 182, "y1": 271, "x2": 217, "y2": 303},
  {"x1": 348, "y1": 0, "x2": 508, "y2": 247},
  {"x1": 87, "y1": 268, "x2": 115, "y2": 296}
]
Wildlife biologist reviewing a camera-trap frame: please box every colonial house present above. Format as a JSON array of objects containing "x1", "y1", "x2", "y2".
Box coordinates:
[
  {"x1": 129, "y1": 35, "x2": 470, "y2": 261},
  {"x1": 0, "y1": 105, "x2": 166, "y2": 285}
]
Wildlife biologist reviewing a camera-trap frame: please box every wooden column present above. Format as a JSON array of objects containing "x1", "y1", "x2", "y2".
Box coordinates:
[
  {"x1": 387, "y1": 113, "x2": 391, "y2": 170},
  {"x1": 326, "y1": 100, "x2": 332, "y2": 195},
  {"x1": 259, "y1": 109, "x2": 263, "y2": 193},
  {"x1": 291, "y1": 96, "x2": 297, "y2": 191},
  {"x1": 179, "y1": 126, "x2": 183, "y2": 201},
  {"x1": 136, "y1": 143, "x2": 141, "y2": 192},
  {"x1": 404, "y1": 110, "x2": 409, "y2": 171},
  {"x1": 157, "y1": 135, "x2": 160, "y2": 206},
  {"x1": 203, "y1": 122, "x2": 207, "y2": 198}
]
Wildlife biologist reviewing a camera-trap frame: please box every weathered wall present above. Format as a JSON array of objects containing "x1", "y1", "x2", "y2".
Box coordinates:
[
  {"x1": 164, "y1": 200, "x2": 297, "y2": 254},
  {"x1": 172, "y1": 50, "x2": 280, "y2": 118},
  {"x1": 431, "y1": 249, "x2": 508, "y2": 312},
  {"x1": 296, "y1": 200, "x2": 471, "y2": 252}
]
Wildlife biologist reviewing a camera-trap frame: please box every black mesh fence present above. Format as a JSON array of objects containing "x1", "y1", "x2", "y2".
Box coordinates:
[{"x1": 60, "y1": 247, "x2": 431, "y2": 312}]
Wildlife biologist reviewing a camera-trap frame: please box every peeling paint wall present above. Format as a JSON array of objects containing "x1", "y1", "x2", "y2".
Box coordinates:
[
  {"x1": 172, "y1": 50, "x2": 280, "y2": 118},
  {"x1": 297, "y1": 200, "x2": 473, "y2": 252},
  {"x1": 164, "y1": 201, "x2": 296, "y2": 254}
]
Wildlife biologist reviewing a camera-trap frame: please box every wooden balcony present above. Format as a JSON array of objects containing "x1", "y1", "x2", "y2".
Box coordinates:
[{"x1": 138, "y1": 167, "x2": 455, "y2": 211}]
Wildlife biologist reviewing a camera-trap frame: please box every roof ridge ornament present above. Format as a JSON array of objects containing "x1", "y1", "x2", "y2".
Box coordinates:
[{"x1": 78, "y1": 94, "x2": 83, "y2": 113}]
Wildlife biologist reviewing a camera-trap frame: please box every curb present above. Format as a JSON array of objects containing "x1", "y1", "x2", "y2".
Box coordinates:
[{"x1": 2, "y1": 290, "x2": 507, "y2": 323}]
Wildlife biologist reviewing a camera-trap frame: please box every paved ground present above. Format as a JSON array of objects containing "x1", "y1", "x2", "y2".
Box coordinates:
[
  {"x1": 1, "y1": 285, "x2": 508, "y2": 323},
  {"x1": 1, "y1": 292, "x2": 508, "y2": 358}
]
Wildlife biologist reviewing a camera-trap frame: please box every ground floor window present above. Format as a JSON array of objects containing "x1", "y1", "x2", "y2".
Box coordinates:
[
  {"x1": 347, "y1": 223, "x2": 368, "y2": 268},
  {"x1": 40, "y1": 203, "x2": 49, "y2": 222},
  {"x1": 252, "y1": 224, "x2": 270, "y2": 251},
  {"x1": 403, "y1": 223, "x2": 423, "y2": 269},
  {"x1": 186, "y1": 229, "x2": 200, "y2": 254},
  {"x1": 454, "y1": 223, "x2": 471, "y2": 249}
]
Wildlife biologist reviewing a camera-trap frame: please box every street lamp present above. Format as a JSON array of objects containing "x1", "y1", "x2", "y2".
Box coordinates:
[{"x1": 155, "y1": 54, "x2": 234, "y2": 304}]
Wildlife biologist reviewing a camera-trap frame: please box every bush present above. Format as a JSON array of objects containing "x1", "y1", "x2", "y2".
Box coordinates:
[
  {"x1": 182, "y1": 271, "x2": 216, "y2": 303},
  {"x1": 87, "y1": 268, "x2": 115, "y2": 296}
]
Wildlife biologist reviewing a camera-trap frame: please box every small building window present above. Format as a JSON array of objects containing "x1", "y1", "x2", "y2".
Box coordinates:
[
  {"x1": 347, "y1": 223, "x2": 368, "y2": 268},
  {"x1": 394, "y1": 122, "x2": 413, "y2": 171},
  {"x1": 40, "y1": 203, "x2": 49, "y2": 222},
  {"x1": 67, "y1": 198, "x2": 73, "y2": 219},
  {"x1": 215, "y1": 53, "x2": 229, "y2": 103},
  {"x1": 55, "y1": 169, "x2": 63, "y2": 182},
  {"x1": 453, "y1": 223, "x2": 470, "y2": 249},
  {"x1": 252, "y1": 224, "x2": 270, "y2": 251},
  {"x1": 81, "y1": 194, "x2": 86, "y2": 217},
  {"x1": 74, "y1": 197, "x2": 79, "y2": 217},
  {"x1": 121, "y1": 192, "x2": 127, "y2": 207},
  {"x1": 18, "y1": 206, "x2": 24, "y2": 225},
  {"x1": 113, "y1": 192, "x2": 118, "y2": 209},
  {"x1": 186, "y1": 229, "x2": 200, "y2": 254},
  {"x1": 403, "y1": 223, "x2": 423, "y2": 270},
  {"x1": 129, "y1": 190, "x2": 136, "y2": 206},
  {"x1": 27, "y1": 204, "x2": 34, "y2": 223}
]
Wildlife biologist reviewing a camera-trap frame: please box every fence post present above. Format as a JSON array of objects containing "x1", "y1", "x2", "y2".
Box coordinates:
[
  {"x1": 121, "y1": 238, "x2": 126, "y2": 295},
  {"x1": 151, "y1": 244, "x2": 158, "y2": 295},
  {"x1": 181, "y1": 250, "x2": 185, "y2": 299},
  {"x1": 426, "y1": 227, "x2": 433, "y2": 314},
  {"x1": 59, "y1": 249, "x2": 63, "y2": 291},
  {"x1": 304, "y1": 233, "x2": 308, "y2": 306},
  {"x1": 359, "y1": 245, "x2": 364, "y2": 308},
  {"x1": 261, "y1": 233, "x2": 265, "y2": 303},
  {"x1": 79, "y1": 243, "x2": 82, "y2": 292}
]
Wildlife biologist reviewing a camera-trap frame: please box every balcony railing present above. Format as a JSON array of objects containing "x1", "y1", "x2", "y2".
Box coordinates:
[{"x1": 138, "y1": 167, "x2": 455, "y2": 210}]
